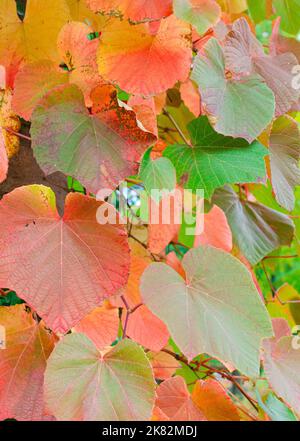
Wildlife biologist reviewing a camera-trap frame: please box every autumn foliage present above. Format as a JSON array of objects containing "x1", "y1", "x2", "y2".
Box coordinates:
[{"x1": 0, "y1": 0, "x2": 300, "y2": 422}]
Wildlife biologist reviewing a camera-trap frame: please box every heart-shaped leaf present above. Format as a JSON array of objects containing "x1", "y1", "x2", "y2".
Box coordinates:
[
  {"x1": 213, "y1": 185, "x2": 295, "y2": 265},
  {"x1": 163, "y1": 116, "x2": 267, "y2": 198},
  {"x1": 44, "y1": 335, "x2": 156, "y2": 420},
  {"x1": 97, "y1": 15, "x2": 192, "y2": 95},
  {"x1": 192, "y1": 38, "x2": 275, "y2": 141},
  {"x1": 31, "y1": 84, "x2": 156, "y2": 193},
  {"x1": 173, "y1": 0, "x2": 221, "y2": 35},
  {"x1": 0, "y1": 185, "x2": 130, "y2": 333},
  {"x1": 140, "y1": 245, "x2": 273, "y2": 376}
]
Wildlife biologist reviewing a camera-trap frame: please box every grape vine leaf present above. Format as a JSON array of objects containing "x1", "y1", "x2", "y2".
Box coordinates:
[
  {"x1": 44, "y1": 334, "x2": 156, "y2": 420},
  {"x1": 0, "y1": 185, "x2": 130, "y2": 333},
  {"x1": 140, "y1": 245, "x2": 273, "y2": 376},
  {"x1": 163, "y1": 116, "x2": 267, "y2": 198},
  {"x1": 154, "y1": 376, "x2": 206, "y2": 421},
  {"x1": 191, "y1": 38, "x2": 275, "y2": 142},
  {"x1": 224, "y1": 18, "x2": 300, "y2": 116},
  {"x1": 213, "y1": 185, "x2": 295, "y2": 265},
  {"x1": 0, "y1": 305, "x2": 56, "y2": 421},
  {"x1": 192, "y1": 378, "x2": 240, "y2": 421},
  {"x1": 0, "y1": 0, "x2": 71, "y2": 82},
  {"x1": 269, "y1": 115, "x2": 300, "y2": 212},
  {"x1": 97, "y1": 15, "x2": 192, "y2": 95},
  {"x1": 173, "y1": 0, "x2": 221, "y2": 35},
  {"x1": 31, "y1": 84, "x2": 156, "y2": 193},
  {"x1": 74, "y1": 304, "x2": 119, "y2": 349}
]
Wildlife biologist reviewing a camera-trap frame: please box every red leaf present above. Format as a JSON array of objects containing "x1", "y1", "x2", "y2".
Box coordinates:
[{"x1": 0, "y1": 185, "x2": 130, "y2": 333}]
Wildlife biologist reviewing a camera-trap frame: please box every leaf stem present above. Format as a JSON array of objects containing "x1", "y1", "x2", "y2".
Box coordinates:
[
  {"x1": 3, "y1": 127, "x2": 31, "y2": 141},
  {"x1": 162, "y1": 109, "x2": 190, "y2": 145}
]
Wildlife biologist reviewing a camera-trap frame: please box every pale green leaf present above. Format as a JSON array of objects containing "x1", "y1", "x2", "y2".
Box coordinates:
[
  {"x1": 44, "y1": 334, "x2": 156, "y2": 421},
  {"x1": 140, "y1": 245, "x2": 273, "y2": 376}
]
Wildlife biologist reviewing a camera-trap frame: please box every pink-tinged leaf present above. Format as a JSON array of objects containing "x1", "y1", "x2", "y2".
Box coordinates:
[
  {"x1": 123, "y1": 304, "x2": 169, "y2": 352},
  {"x1": 192, "y1": 37, "x2": 275, "y2": 142},
  {"x1": 0, "y1": 305, "x2": 56, "y2": 421},
  {"x1": 97, "y1": 16, "x2": 192, "y2": 96},
  {"x1": 57, "y1": 21, "x2": 103, "y2": 107},
  {"x1": 224, "y1": 18, "x2": 300, "y2": 116},
  {"x1": 45, "y1": 334, "x2": 156, "y2": 420},
  {"x1": 180, "y1": 79, "x2": 201, "y2": 116},
  {"x1": 224, "y1": 17, "x2": 265, "y2": 74},
  {"x1": 86, "y1": 0, "x2": 172, "y2": 22},
  {"x1": 194, "y1": 205, "x2": 232, "y2": 252},
  {"x1": 31, "y1": 84, "x2": 156, "y2": 193},
  {"x1": 0, "y1": 185, "x2": 130, "y2": 333},
  {"x1": 12, "y1": 61, "x2": 68, "y2": 121},
  {"x1": 0, "y1": 130, "x2": 8, "y2": 183},
  {"x1": 74, "y1": 303, "x2": 119, "y2": 349},
  {"x1": 174, "y1": 0, "x2": 221, "y2": 35},
  {"x1": 141, "y1": 246, "x2": 273, "y2": 376},
  {"x1": 270, "y1": 17, "x2": 300, "y2": 61},
  {"x1": 154, "y1": 376, "x2": 206, "y2": 421},
  {"x1": 269, "y1": 115, "x2": 300, "y2": 212},
  {"x1": 147, "y1": 349, "x2": 180, "y2": 380},
  {"x1": 263, "y1": 319, "x2": 300, "y2": 414},
  {"x1": 192, "y1": 379, "x2": 240, "y2": 421}
]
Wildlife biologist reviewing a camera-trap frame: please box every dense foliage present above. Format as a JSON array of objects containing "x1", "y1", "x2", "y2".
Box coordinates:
[{"x1": 0, "y1": 0, "x2": 300, "y2": 422}]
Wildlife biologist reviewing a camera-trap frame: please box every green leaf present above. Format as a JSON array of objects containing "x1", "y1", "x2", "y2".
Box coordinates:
[
  {"x1": 247, "y1": 0, "x2": 268, "y2": 24},
  {"x1": 173, "y1": 0, "x2": 221, "y2": 35},
  {"x1": 44, "y1": 334, "x2": 156, "y2": 421},
  {"x1": 31, "y1": 84, "x2": 155, "y2": 193},
  {"x1": 163, "y1": 116, "x2": 267, "y2": 198},
  {"x1": 191, "y1": 38, "x2": 275, "y2": 142},
  {"x1": 139, "y1": 147, "x2": 176, "y2": 200},
  {"x1": 140, "y1": 245, "x2": 273, "y2": 376},
  {"x1": 256, "y1": 390, "x2": 298, "y2": 421},
  {"x1": 213, "y1": 185, "x2": 295, "y2": 265},
  {"x1": 273, "y1": 0, "x2": 300, "y2": 37}
]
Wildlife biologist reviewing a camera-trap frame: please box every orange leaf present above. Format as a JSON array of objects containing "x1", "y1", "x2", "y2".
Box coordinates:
[
  {"x1": 154, "y1": 376, "x2": 206, "y2": 420},
  {"x1": 192, "y1": 378, "x2": 240, "y2": 421},
  {"x1": 195, "y1": 205, "x2": 233, "y2": 252},
  {"x1": 123, "y1": 304, "x2": 169, "y2": 351},
  {"x1": 148, "y1": 349, "x2": 180, "y2": 380},
  {"x1": 57, "y1": 21, "x2": 103, "y2": 107},
  {"x1": 98, "y1": 15, "x2": 192, "y2": 95},
  {"x1": 74, "y1": 303, "x2": 119, "y2": 349}
]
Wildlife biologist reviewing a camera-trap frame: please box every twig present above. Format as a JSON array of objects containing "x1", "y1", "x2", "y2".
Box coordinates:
[
  {"x1": 161, "y1": 348, "x2": 200, "y2": 378},
  {"x1": 162, "y1": 109, "x2": 190, "y2": 145},
  {"x1": 263, "y1": 255, "x2": 298, "y2": 260},
  {"x1": 201, "y1": 362, "x2": 258, "y2": 412},
  {"x1": 3, "y1": 127, "x2": 31, "y2": 141}
]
